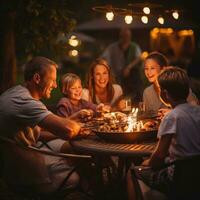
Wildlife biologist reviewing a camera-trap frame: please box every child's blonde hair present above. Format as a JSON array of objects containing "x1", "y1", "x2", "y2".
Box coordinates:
[{"x1": 59, "y1": 73, "x2": 81, "y2": 96}]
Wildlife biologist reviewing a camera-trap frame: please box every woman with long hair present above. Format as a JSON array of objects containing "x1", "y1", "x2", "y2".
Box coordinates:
[
  {"x1": 143, "y1": 51, "x2": 198, "y2": 117},
  {"x1": 82, "y1": 58, "x2": 123, "y2": 108}
]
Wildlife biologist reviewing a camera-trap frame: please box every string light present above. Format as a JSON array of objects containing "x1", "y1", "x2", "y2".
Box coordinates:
[
  {"x1": 143, "y1": 7, "x2": 150, "y2": 14},
  {"x1": 141, "y1": 16, "x2": 148, "y2": 24},
  {"x1": 68, "y1": 35, "x2": 79, "y2": 47},
  {"x1": 172, "y1": 11, "x2": 179, "y2": 19},
  {"x1": 69, "y1": 50, "x2": 78, "y2": 57},
  {"x1": 158, "y1": 16, "x2": 164, "y2": 24},
  {"x1": 106, "y1": 11, "x2": 114, "y2": 21},
  {"x1": 93, "y1": 4, "x2": 182, "y2": 25},
  {"x1": 124, "y1": 15, "x2": 133, "y2": 24}
]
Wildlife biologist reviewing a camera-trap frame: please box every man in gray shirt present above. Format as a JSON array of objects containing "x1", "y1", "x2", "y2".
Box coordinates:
[{"x1": 0, "y1": 56, "x2": 82, "y2": 194}]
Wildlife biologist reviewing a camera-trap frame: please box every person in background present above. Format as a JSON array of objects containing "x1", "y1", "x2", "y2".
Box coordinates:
[
  {"x1": 0, "y1": 56, "x2": 84, "y2": 194},
  {"x1": 82, "y1": 58, "x2": 123, "y2": 110},
  {"x1": 127, "y1": 66, "x2": 200, "y2": 200},
  {"x1": 57, "y1": 73, "x2": 103, "y2": 121},
  {"x1": 143, "y1": 51, "x2": 198, "y2": 118},
  {"x1": 101, "y1": 27, "x2": 144, "y2": 105}
]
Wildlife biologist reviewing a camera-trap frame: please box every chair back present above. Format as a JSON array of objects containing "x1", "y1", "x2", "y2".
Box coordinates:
[
  {"x1": 0, "y1": 135, "x2": 91, "y2": 196},
  {"x1": 171, "y1": 154, "x2": 200, "y2": 199},
  {"x1": 0, "y1": 135, "x2": 51, "y2": 186}
]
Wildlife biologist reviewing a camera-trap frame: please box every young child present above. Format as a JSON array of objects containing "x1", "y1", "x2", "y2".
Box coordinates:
[
  {"x1": 143, "y1": 51, "x2": 198, "y2": 118},
  {"x1": 128, "y1": 66, "x2": 200, "y2": 199},
  {"x1": 57, "y1": 73, "x2": 105, "y2": 121}
]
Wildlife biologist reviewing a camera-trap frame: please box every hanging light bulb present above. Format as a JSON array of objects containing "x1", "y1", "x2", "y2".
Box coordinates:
[
  {"x1": 158, "y1": 16, "x2": 164, "y2": 24},
  {"x1": 69, "y1": 50, "x2": 78, "y2": 57},
  {"x1": 106, "y1": 11, "x2": 114, "y2": 21},
  {"x1": 172, "y1": 11, "x2": 179, "y2": 19},
  {"x1": 68, "y1": 36, "x2": 79, "y2": 47},
  {"x1": 124, "y1": 15, "x2": 133, "y2": 24},
  {"x1": 143, "y1": 7, "x2": 150, "y2": 14},
  {"x1": 141, "y1": 16, "x2": 148, "y2": 24}
]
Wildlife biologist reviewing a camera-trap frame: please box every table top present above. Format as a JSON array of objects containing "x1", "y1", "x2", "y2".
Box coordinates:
[{"x1": 70, "y1": 136, "x2": 156, "y2": 157}]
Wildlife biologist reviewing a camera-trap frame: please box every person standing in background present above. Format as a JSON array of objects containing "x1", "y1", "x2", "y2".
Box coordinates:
[{"x1": 101, "y1": 27, "x2": 144, "y2": 105}]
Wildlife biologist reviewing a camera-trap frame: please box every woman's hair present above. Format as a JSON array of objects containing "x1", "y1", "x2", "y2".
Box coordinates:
[
  {"x1": 86, "y1": 58, "x2": 115, "y2": 104},
  {"x1": 157, "y1": 66, "x2": 189, "y2": 101},
  {"x1": 145, "y1": 51, "x2": 169, "y2": 68},
  {"x1": 59, "y1": 73, "x2": 81, "y2": 96}
]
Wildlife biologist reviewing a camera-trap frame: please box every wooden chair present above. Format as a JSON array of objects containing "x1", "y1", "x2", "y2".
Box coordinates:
[
  {"x1": 169, "y1": 154, "x2": 200, "y2": 200},
  {"x1": 0, "y1": 135, "x2": 92, "y2": 200},
  {"x1": 131, "y1": 154, "x2": 200, "y2": 200}
]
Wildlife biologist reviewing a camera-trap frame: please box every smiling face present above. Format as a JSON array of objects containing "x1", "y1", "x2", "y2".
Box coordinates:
[
  {"x1": 39, "y1": 65, "x2": 57, "y2": 99},
  {"x1": 68, "y1": 79, "x2": 82, "y2": 101},
  {"x1": 93, "y1": 64, "x2": 109, "y2": 89},
  {"x1": 144, "y1": 58, "x2": 162, "y2": 83}
]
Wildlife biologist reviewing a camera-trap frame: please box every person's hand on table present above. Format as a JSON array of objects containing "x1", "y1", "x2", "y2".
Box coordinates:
[
  {"x1": 97, "y1": 103, "x2": 111, "y2": 113},
  {"x1": 157, "y1": 108, "x2": 171, "y2": 120},
  {"x1": 78, "y1": 127, "x2": 92, "y2": 137},
  {"x1": 78, "y1": 109, "x2": 94, "y2": 121},
  {"x1": 141, "y1": 159, "x2": 150, "y2": 166},
  {"x1": 116, "y1": 99, "x2": 127, "y2": 111},
  {"x1": 65, "y1": 119, "x2": 81, "y2": 138}
]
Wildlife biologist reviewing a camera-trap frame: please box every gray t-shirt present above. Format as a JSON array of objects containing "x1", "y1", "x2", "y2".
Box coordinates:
[
  {"x1": 158, "y1": 103, "x2": 200, "y2": 161},
  {"x1": 0, "y1": 85, "x2": 53, "y2": 185},
  {"x1": 0, "y1": 85, "x2": 51, "y2": 138}
]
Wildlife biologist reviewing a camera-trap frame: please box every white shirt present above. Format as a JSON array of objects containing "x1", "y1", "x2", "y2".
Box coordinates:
[
  {"x1": 82, "y1": 84, "x2": 123, "y2": 105},
  {"x1": 158, "y1": 103, "x2": 200, "y2": 160}
]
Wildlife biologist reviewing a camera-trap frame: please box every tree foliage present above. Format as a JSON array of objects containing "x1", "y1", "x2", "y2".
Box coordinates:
[
  {"x1": 14, "y1": 0, "x2": 76, "y2": 61},
  {"x1": 0, "y1": 0, "x2": 76, "y2": 93}
]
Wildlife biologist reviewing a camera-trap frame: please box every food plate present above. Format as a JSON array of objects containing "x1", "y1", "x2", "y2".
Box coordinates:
[{"x1": 93, "y1": 129, "x2": 158, "y2": 143}]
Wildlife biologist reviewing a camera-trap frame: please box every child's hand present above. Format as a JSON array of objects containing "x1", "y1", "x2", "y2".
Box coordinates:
[
  {"x1": 117, "y1": 99, "x2": 126, "y2": 111},
  {"x1": 97, "y1": 103, "x2": 111, "y2": 113},
  {"x1": 78, "y1": 109, "x2": 94, "y2": 120}
]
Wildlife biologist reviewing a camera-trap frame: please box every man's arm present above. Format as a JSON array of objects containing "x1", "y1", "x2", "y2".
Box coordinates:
[
  {"x1": 145, "y1": 134, "x2": 173, "y2": 168},
  {"x1": 39, "y1": 131, "x2": 58, "y2": 142},
  {"x1": 38, "y1": 113, "x2": 81, "y2": 140}
]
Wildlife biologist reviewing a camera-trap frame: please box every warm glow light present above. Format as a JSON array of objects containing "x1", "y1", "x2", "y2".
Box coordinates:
[
  {"x1": 141, "y1": 51, "x2": 149, "y2": 59},
  {"x1": 141, "y1": 16, "x2": 148, "y2": 24},
  {"x1": 179, "y1": 29, "x2": 194, "y2": 36},
  {"x1": 158, "y1": 16, "x2": 164, "y2": 24},
  {"x1": 106, "y1": 11, "x2": 114, "y2": 21},
  {"x1": 143, "y1": 7, "x2": 150, "y2": 14},
  {"x1": 124, "y1": 15, "x2": 133, "y2": 24},
  {"x1": 68, "y1": 36, "x2": 79, "y2": 47},
  {"x1": 151, "y1": 28, "x2": 174, "y2": 39},
  {"x1": 172, "y1": 11, "x2": 179, "y2": 19},
  {"x1": 69, "y1": 50, "x2": 78, "y2": 57}
]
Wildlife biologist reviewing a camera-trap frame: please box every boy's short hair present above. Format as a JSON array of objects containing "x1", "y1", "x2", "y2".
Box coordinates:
[
  {"x1": 157, "y1": 66, "x2": 190, "y2": 101},
  {"x1": 59, "y1": 73, "x2": 81, "y2": 96},
  {"x1": 24, "y1": 56, "x2": 57, "y2": 81}
]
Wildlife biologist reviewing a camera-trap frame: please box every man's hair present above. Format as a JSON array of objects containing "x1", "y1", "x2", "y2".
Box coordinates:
[
  {"x1": 59, "y1": 73, "x2": 81, "y2": 96},
  {"x1": 157, "y1": 66, "x2": 190, "y2": 101},
  {"x1": 146, "y1": 51, "x2": 168, "y2": 68},
  {"x1": 24, "y1": 56, "x2": 57, "y2": 81}
]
